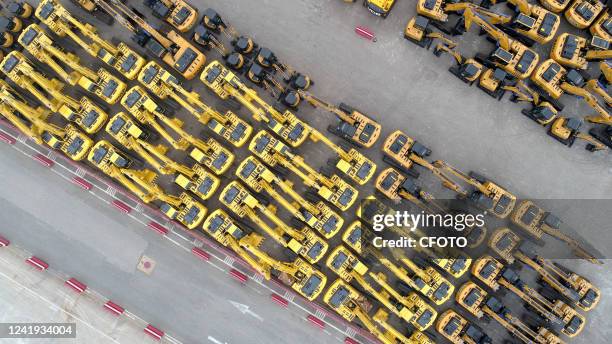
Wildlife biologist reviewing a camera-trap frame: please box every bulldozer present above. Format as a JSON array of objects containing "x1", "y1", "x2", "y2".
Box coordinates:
[
  {"x1": 436, "y1": 309, "x2": 493, "y2": 344},
  {"x1": 564, "y1": 0, "x2": 605, "y2": 29},
  {"x1": 219, "y1": 181, "x2": 328, "y2": 264},
  {"x1": 297, "y1": 90, "x2": 381, "y2": 148},
  {"x1": 551, "y1": 33, "x2": 611, "y2": 69},
  {"x1": 249, "y1": 130, "x2": 359, "y2": 210},
  {"x1": 0, "y1": 51, "x2": 108, "y2": 134},
  {"x1": 511, "y1": 200, "x2": 602, "y2": 262},
  {"x1": 463, "y1": 8, "x2": 539, "y2": 80},
  {"x1": 143, "y1": 0, "x2": 197, "y2": 32},
  {"x1": 456, "y1": 281, "x2": 566, "y2": 344},
  {"x1": 472, "y1": 256, "x2": 586, "y2": 338},
  {"x1": 35, "y1": 0, "x2": 146, "y2": 80},
  {"x1": 381, "y1": 130, "x2": 432, "y2": 177},
  {"x1": 84, "y1": 0, "x2": 205, "y2": 80},
  {"x1": 18, "y1": 24, "x2": 127, "y2": 105},
  {"x1": 236, "y1": 156, "x2": 343, "y2": 239},
  {"x1": 201, "y1": 60, "x2": 310, "y2": 147},
  {"x1": 137, "y1": 61, "x2": 252, "y2": 148}
]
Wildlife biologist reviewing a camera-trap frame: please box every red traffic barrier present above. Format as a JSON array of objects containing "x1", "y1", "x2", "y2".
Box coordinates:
[
  {"x1": 144, "y1": 324, "x2": 164, "y2": 340},
  {"x1": 191, "y1": 247, "x2": 210, "y2": 261},
  {"x1": 0, "y1": 132, "x2": 16, "y2": 144},
  {"x1": 34, "y1": 154, "x2": 54, "y2": 168},
  {"x1": 229, "y1": 269, "x2": 248, "y2": 284},
  {"x1": 271, "y1": 293, "x2": 289, "y2": 307},
  {"x1": 345, "y1": 337, "x2": 360, "y2": 344},
  {"x1": 111, "y1": 200, "x2": 131, "y2": 214},
  {"x1": 148, "y1": 222, "x2": 168, "y2": 235},
  {"x1": 104, "y1": 301, "x2": 125, "y2": 316},
  {"x1": 65, "y1": 278, "x2": 87, "y2": 293},
  {"x1": 0, "y1": 235, "x2": 9, "y2": 247},
  {"x1": 307, "y1": 314, "x2": 325, "y2": 329},
  {"x1": 26, "y1": 256, "x2": 49, "y2": 271},
  {"x1": 72, "y1": 176, "x2": 92, "y2": 191},
  {"x1": 355, "y1": 26, "x2": 377, "y2": 41}
]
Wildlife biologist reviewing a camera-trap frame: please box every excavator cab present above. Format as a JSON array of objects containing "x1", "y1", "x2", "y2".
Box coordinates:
[
  {"x1": 434, "y1": 44, "x2": 484, "y2": 84},
  {"x1": 489, "y1": 227, "x2": 522, "y2": 262},
  {"x1": 478, "y1": 67, "x2": 512, "y2": 99},
  {"x1": 41, "y1": 125, "x2": 94, "y2": 161},
  {"x1": 159, "y1": 193, "x2": 207, "y2": 230},
  {"x1": 88, "y1": 140, "x2": 132, "y2": 169},
  {"x1": 590, "y1": 10, "x2": 611, "y2": 41},
  {"x1": 565, "y1": 0, "x2": 605, "y2": 29},
  {"x1": 364, "y1": 0, "x2": 396, "y2": 18},
  {"x1": 549, "y1": 117, "x2": 604, "y2": 151},
  {"x1": 456, "y1": 282, "x2": 486, "y2": 318},
  {"x1": 326, "y1": 246, "x2": 369, "y2": 282},
  {"x1": 511, "y1": 201, "x2": 559, "y2": 239},
  {"x1": 7, "y1": 1, "x2": 34, "y2": 19},
  {"x1": 437, "y1": 309, "x2": 493, "y2": 344},
  {"x1": 382, "y1": 130, "x2": 431, "y2": 176},
  {"x1": 472, "y1": 256, "x2": 504, "y2": 291},
  {"x1": 405, "y1": 16, "x2": 436, "y2": 48},
  {"x1": 144, "y1": 0, "x2": 197, "y2": 32}
]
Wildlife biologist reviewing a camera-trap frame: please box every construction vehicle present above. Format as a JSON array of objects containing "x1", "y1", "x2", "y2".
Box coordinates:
[
  {"x1": 381, "y1": 130, "x2": 432, "y2": 177},
  {"x1": 586, "y1": 61, "x2": 611, "y2": 107},
  {"x1": 236, "y1": 156, "x2": 343, "y2": 239},
  {"x1": 297, "y1": 90, "x2": 381, "y2": 148},
  {"x1": 363, "y1": 0, "x2": 396, "y2": 17},
  {"x1": 137, "y1": 61, "x2": 252, "y2": 148},
  {"x1": 143, "y1": 0, "x2": 197, "y2": 32},
  {"x1": 173, "y1": 164, "x2": 219, "y2": 201},
  {"x1": 121, "y1": 85, "x2": 235, "y2": 175},
  {"x1": 551, "y1": 33, "x2": 611, "y2": 69},
  {"x1": 540, "y1": 0, "x2": 572, "y2": 12},
  {"x1": 431, "y1": 160, "x2": 516, "y2": 219},
  {"x1": 549, "y1": 116, "x2": 607, "y2": 151},
  {"x1": 436, "y1": 309, "x2": 493, "y2": 344},
  {"x1": 36, "y1": 0, "x2": 146, "y2": 80},
  {"x1": 515, "y1": 252, "x2": 601, "y2": 312},
  {"x1": 404, "y1": 15, "x2": 459, "y2": 49},
  {"x1": 372, "y1": 309, "x2": 436, "y2": 344},
  {"x1": 18, "y1": 24, "x2": 127, "y2": 104},
  {"x1": 464, "y1": 8, "x2": 539, "y2": 80},
  {"x1": 489, "y1": 227, "x2": 522, "y2": 263},
  {"x1": 201, "y1": 60, "x2": 311, "y2": 147},
  {"x1": 87, "y1": 0, "x2": 205, "y2": 80},
  {"x1": 249, "y1": 130, "x2": 359, "y2": 210},
  {"x1": 504, "y1": 80, "x2": 560, "y2": 125},
  {"x1": 503, "y1": 0, "x2": 560, "y2": 45},
  {"x1": 0, "y1": 51, "x2": 108, "y2": 134},
  {"x1": 375, "y1": 167, "x2": 446, "y2": 214},
  {"x1": 564, "y1": 0, "x2": 605, "y2": 29},
  {"x1": 456, "y1": 281, "x2": 566, "y2": 344},
  {"x1": 5, "y1": 1, "x2": 34, "y2": 19},
  {"x1": 472, "y1": 256, "x2": 586, "y2": 338},
  {"x1": 219, "y1": 181, "x2": 328, "y2": 264},
  {"x1": 511, "y1": 200, "x2": 602, "y2": 262},
  {"x1": 0, "y1": 80, "x2": 93, "y2": 161},
  {"x1": 433, "y1": 43, "x2": 485, "y2": 85},
  {"x1": 342, "y1": 221, "x2": 365, "y2": 254},
  {"x1": 590, "y1": 10, "x2": 611, "y2": 41},
  {"x1": 326, "y1": 246, "x2": 437, "y2": 331},
  {"x1": 105, "y1": 112, "x2": 200, "y2": 177}
]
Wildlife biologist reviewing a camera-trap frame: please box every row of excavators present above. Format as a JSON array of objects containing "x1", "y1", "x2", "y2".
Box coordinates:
[
  {"x1": 405, "y1": 0, "x2": 611, "y2": 153},
  {"x1": 0, "y1": 1, "x2": 604, "y2": 344}
]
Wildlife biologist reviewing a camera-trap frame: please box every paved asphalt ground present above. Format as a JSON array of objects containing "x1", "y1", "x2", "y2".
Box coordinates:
[{"x1": 0, "y1": 0, "x2": 611, "y2": 343}]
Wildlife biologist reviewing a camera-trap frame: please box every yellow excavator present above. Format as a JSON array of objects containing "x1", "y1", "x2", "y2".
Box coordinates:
[
  {"x1": 512, "y1": 200, "x2": 602, "y2": 262},
  {"x1": 489, "y1": 227, "x2": 522, "y2": 263},
  {"x1": 137, "y1": 61, "x2": 252, "y2": 147},
  {"x1": 18, "y1": 24, "x2": 127, "y2": 105},
  {"x1": 297, "y1": 90, "x2": 381, "y2": 148},
  {"x1": 375, "y1": 167, "x2": 446, "y2": 214},
  {"x1": 433, "y1": 43, "x2": 485, "y2": 85},
  {"x1": 381, "y1": 130, "x2": 432, "y2": 177},
  {"x1": 515, "y1": 251, "x2": 601, "y2": 312},
  {"x1": 249, "y1": 130, "x2": 358, "y2": 211},
  {"x1": 456, "y1": 281, "x2": 566, "y2": 344},
  {"x1": 551, "y1": 33, "x2": 611, "y2": 69},
  {"x1": 472, "y1": 256, "x2": 586, "y2": 338},
  {"x1": 540, "y1": 0, "x2": 572, "y2": 12},
  {"x1": 0, "y1": 51, "x2": 108, "y2": 134},
  {"x1": 236, "y1": 156, "x2": 343, "y2": 239},
  {"x1": 586, "y1": 61, "x2": 611, "y2": 107},
  {"x1": 120, "y1": 85, "x2": 235, "y2": 175},
  {"x1": 219, "y1": 181, "x2": 328, "y2": 264},
  {"x1": 36, "y1": 0, "x2": 145, "y2": 80},
  {"x1": 85, "y1": 0, "x2": 204, "y2": 80},
  {"x1": 502, "y1": 80, "x2": 559, "y2": 125},
  {"x1": 201, "y1": 60, "x2": 310, "y2": 147},
  {"x1": 326, "y1": 246, "x2": 437, "y2": 331},
  {"x1": 550, "y1": 117, "x2": 607, "y2": 151},
  {"x1": 590, "y1": 10, "x2": 611, "y2": 41},
  {"x1": 105, "y1": 112, "x2": 201, "y2": 177},
  {"x1": 143, "y1": 0, "x2": 197, "y2": 32},
  {"x1": 464, "y1": 8, "x2": 539, "y2": 80},
  {"x1": 404, "y1": 15, "x2": 459, "y2": 49},
  {"x1": 5, "y1": 1, "x2": 34, "y2": 20},
  {"x1": 0, "y1": 80, "x2": 93, "y2": 161},
  {"x1": 436, "y1": 309, "x2": 493, "y2": 344},
  {"x1": 564, "y1": 0, "x2": 605, "y2": 29}
]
